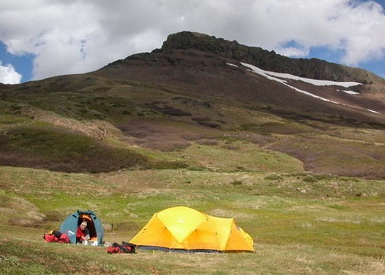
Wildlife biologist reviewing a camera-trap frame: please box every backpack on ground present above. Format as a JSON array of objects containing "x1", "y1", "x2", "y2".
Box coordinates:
[
  {"x1": 107, "y1": 242, "x2": 136, "y2": 254},
  {"x1": 43, "y1": 230, "x2": 70, "y2": 243}
]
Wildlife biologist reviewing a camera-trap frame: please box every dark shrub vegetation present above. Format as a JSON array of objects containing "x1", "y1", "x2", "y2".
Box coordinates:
[{"x1": 0, "y1": 125, "x2": 151, "y2": 173}]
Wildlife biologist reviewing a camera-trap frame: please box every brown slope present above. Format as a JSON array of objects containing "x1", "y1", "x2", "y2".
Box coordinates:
[{"x1": 94, "y1": 48, "x2": 385, "y2": 127}]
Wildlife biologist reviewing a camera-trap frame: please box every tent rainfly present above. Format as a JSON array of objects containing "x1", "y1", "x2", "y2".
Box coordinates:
[{"x1": 129, "y1": 206, "x2": 254, "y2": 252}]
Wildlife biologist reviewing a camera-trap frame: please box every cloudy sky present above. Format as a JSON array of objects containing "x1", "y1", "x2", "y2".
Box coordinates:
[{"x1": 1, "y1": 0, "x2": 385, "y2": 84}]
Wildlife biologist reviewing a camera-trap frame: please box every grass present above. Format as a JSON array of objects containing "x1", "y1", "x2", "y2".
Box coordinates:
[
  {"x1": 1, "y1": 166, "x2": 385, "y2": 274},
  {"x1": 169, "y1": 141, "x2": 303, "y2": 172},
  {"x1": 1, "y1": 238, "x2": 383, "y2": 274},
  {"x1": 0, "y1": 121, "x2": 198, "y2": 172},
  {"x1": 1, "y1": 66, "x2": 385, "y2": 273},
  {"x1": 269, "y1": 133, "x2": 385, "y2": 178}
]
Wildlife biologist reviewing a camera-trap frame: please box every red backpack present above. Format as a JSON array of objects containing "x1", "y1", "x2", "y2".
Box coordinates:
[
  {"x1": 107, "y1": 242, "x2": 136, "y2": 254},
  {"x1": 43, "y1": 233, "x2": 59, "y2": 243},
  {"x1": 43, "y1": 230, "x2": 70, "y2": 243}
]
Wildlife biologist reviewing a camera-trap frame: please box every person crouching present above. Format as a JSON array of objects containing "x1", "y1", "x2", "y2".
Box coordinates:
[{"x1": 76, "y1": 221, "x2": 90, "y2": 244}]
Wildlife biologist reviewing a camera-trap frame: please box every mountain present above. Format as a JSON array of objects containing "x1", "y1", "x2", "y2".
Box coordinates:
[
  {"x1": 161, "y1": 31, "x2": 383, "y2": 84},
  {"x1": 0, "y1": 31, "x2": 384, "y2": 178},
  {"x1": 96, "y1": 31, "x2": 385, "y2": 125}
]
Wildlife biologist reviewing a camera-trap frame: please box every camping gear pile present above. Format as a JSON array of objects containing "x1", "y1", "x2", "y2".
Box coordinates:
[
  {"x1": 43, "y1": 230, "x2": 70, "y2": 243},
  {"x1": 107, "y1": 242, "x2": 137, "y2": 254}
]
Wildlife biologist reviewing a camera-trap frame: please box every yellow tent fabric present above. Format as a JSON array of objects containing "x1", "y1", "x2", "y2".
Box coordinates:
[{"x1": 129, "y1": 206, "x2": 254, "y2": 252}]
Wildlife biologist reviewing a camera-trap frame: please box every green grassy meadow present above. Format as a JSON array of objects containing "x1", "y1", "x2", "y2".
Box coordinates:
[
  {"x1": 1, "y1": 166, "x2": 385, "y2": 274},
  {"x1": 1, "y1": 73, "x2": 385, "y2": 274}
]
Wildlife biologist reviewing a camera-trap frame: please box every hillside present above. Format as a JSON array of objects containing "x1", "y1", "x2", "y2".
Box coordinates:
[
  {"x1": 0, "y1": 31, "x2": 385, "y2": 178},
  {"x1": 1, "y1": 31, "x2": 385, "y2": 274}
]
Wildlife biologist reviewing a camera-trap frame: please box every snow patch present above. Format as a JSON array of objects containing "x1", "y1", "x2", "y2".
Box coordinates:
[
  {"x1": 235, "y1": 62, "x2": 381, "y2": 115},
  {"x1": 241, "y1": 62, "x2": 362, "y2": 87},
  {"x1": 240, "y1": 62, "x2": 340, "y2": 104},
  {"x1": 226, "y1": 62, "x2": 239, "y2": 68},
  {"x1": 338, "y1": 89, "x2": 360, "y2": 95},
  {"x1": 367, "y1": 109, "x2": 380, "y2": 114}
]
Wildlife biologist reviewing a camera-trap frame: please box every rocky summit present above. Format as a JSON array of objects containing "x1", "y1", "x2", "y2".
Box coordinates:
[{"x1": 161, "y1": 31, "x2": 383, "y2": 84}]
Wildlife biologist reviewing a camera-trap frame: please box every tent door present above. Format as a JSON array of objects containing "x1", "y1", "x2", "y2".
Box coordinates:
[{"x1": 79, "y1": 214, "x2": 97, "y2": 240}]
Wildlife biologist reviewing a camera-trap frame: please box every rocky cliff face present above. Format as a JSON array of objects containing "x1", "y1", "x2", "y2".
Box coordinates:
[{"x1": 160, "y1": 31, "x2": 383, "y2": 84}]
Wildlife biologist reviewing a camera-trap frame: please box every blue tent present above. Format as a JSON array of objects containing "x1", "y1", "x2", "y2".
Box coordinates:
[{"x1": 59, "y1": 210, "x2": 104, "y2": 245}]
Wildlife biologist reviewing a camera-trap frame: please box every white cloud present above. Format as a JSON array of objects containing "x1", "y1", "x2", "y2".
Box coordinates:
[
  {"x1": 0, "y1": 0, "x2": 385, "y2": 80},
  {"x1": 0, "y1": 61, "x2": 22, "y2": 84}
]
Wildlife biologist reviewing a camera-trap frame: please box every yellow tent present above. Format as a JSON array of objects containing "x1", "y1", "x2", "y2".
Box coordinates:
[{"x1": 129, "y1": 206, "x2": 254, "y2": 252}]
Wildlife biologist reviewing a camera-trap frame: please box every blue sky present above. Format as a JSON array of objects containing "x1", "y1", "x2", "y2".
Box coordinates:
[
  {"x1": 1, "y1": 0, "x2": 385, "y2": 84},
  {"x1": 0, "y1": 41, "x2": 33, "y2": 83}
]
